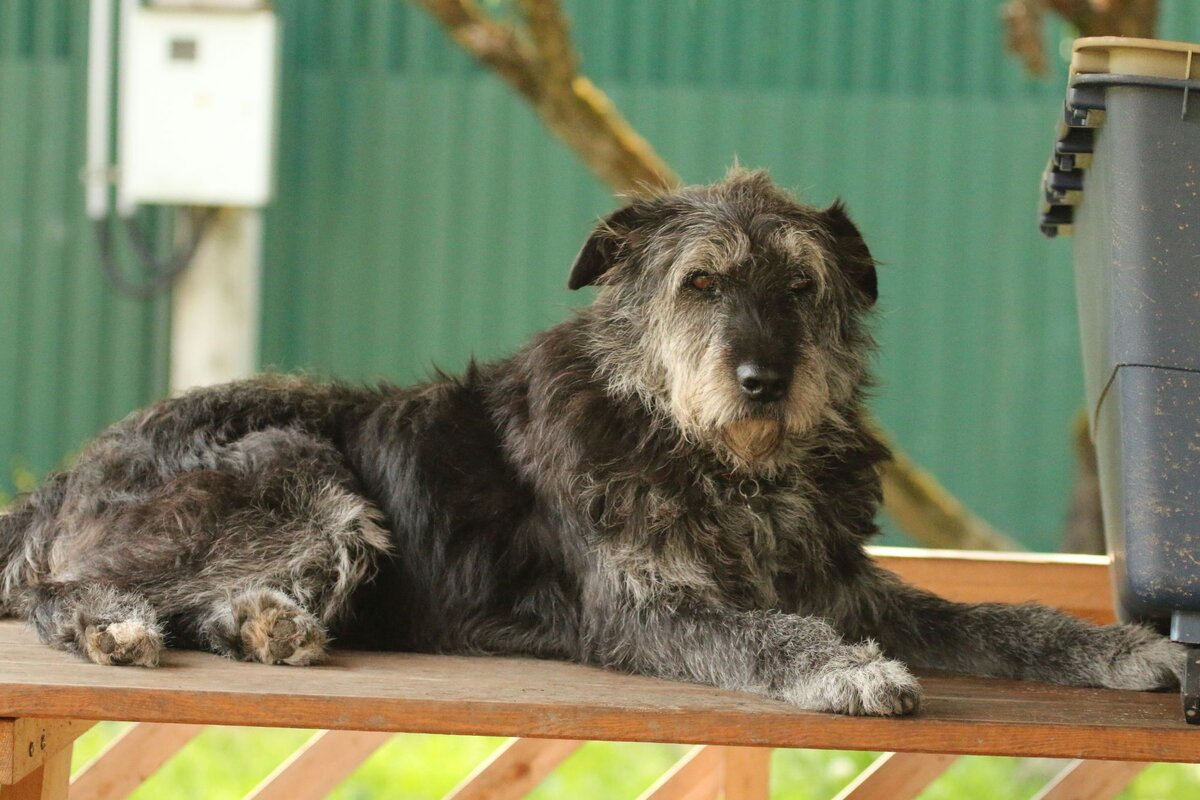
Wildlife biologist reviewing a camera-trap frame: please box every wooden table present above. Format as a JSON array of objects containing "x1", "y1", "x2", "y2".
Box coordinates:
[{"x1": 0, "y1": 549, "x2": 1194, "y2": 800}]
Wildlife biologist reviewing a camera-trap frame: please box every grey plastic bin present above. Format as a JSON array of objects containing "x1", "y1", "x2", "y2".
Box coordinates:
[{"x1": 1040, "y1": 38, "x2": 1200, "y2": 641}]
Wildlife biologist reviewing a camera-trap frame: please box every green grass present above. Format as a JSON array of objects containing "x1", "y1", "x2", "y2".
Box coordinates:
[{"x1": 68, "y1": 725, "x2": 1200, "y2": 799}]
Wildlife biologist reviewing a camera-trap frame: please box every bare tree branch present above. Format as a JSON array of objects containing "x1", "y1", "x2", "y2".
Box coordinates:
[
  {"x1": 880, "y1": 436, "x2": 1022, "y2": 551},
  {"x1": 415, "y1": 0, "x2": 1016, "y2": 550},
  {"x1": 1003, "y1": 0, "x2": 1158, "y2": 76},
  {"x1": 413, "y1": 0, "x2": 541, "y2": 101},
  {"x1": 414, "y1": 0, "x2": 677, "y2": 193},
  {"x1": 1061, "y1": 409, "x2": 1105, "y2": 554},
  {"x1": 1047, "y1": 0, "x2": 1158, "y2": 36},
  {"x1": 1002, "y1": 0, "x2": 1049, "y2": 75},
  {"x1": 517, "y1": 0, "x2": 577, "y2": 97}
]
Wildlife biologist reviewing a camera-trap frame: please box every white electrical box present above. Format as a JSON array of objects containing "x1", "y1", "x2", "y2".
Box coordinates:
[{"x1": 118, "y1": 6, "x2": 278, "y2": 210}]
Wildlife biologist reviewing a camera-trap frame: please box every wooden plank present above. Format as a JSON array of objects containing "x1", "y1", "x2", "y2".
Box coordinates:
[
  {"x1": 870, "y1": 547, "x2": 1114, "y2": 624},
  {"x1": 721, "y1": 747, "x2": 771, "y2": 800},
  {"x1": 833, "y1": 752, "x2": 958, "y2": 800},
  {"x1": 1032, "y1": 759, "x2": 1148, "y2": 800},
  {"x1": 0, "y1": 746, "x2": 71, "y2": 800},
  {"x1": 444, "y1": 737, "x2": 582, "y2": 800},
  {"x1": 0, "y1": 718, "x2": 93, "y2": 785},
  {"x1": 0, "y1": 618, "x2": 1197, "y2": 762},
  {"x1": 246, "y1": 729, "x2": 393, "y2": 800},
  {"x1": 637, "y1": 745, "x2": 721, "y2": 800},
  {"x1": 70, "y1": 723, "x2": 205, "y2": 800}
]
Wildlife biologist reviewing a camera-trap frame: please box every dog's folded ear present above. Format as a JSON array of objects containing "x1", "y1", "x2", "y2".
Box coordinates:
[
  {"x1": 821, "y1": 201, "x2": 878, "y2": 305},
  {"x1": 567, "y1": 203, "x2": 647, "y2": 290}
]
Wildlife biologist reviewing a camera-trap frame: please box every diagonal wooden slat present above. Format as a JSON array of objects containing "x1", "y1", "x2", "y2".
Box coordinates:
[
  {"x1": 637, "y1": 745, "x2": 722, "y2": 800},
  {"x1": 70, "y1": 722, "x2": 204, "y2": 800},
  {"x1": 721, "y1": 747, "x2": 771, "y2": 800},
  {"x1": 245, "y1": 729, "x2": 393, "y2": 800},
  {"x1": 833, "y1": 752, "x2": 958, "y2": 800},
  {"x1": 443, "y1": 737, "x2": 583, "y2": 800},
  {"x1": 1032, "y1": 759, "x2": 1148, "y2": 800}
]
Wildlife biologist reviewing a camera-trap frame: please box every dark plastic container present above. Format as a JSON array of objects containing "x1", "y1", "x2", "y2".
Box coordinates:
[{"x1": 1041, "y1": 38, "x2": 1200, "y2": 638}]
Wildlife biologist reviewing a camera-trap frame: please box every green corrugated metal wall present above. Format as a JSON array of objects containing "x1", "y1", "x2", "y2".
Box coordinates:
[
  {"x1": 0, "y1": 0, "x2": 171, "y2": 498},
  {"x1": 4, "y1": 1, "x2": 1200, "y2": 548}
]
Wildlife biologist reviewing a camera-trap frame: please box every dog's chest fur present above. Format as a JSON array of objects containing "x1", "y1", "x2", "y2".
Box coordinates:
[
  {"x1": 471, "y1": 320, "x2": 883, "y2": 620},
  {"x1": 583, "y1": 455, "x2": 856, "y2": 612}
]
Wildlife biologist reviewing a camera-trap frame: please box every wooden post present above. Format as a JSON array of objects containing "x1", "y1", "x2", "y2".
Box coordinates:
[
  {"x1": 0, "y1": 719, "x2": 89, "y2": 800},
  {"x1": 0, "y1": 719, "x2": 93, "y2": 788},
  {"x1": 169, "y1": 208, "x2": 261, "y2": 393},
  {"x1": 0, "y1": 747, "x2": 72, "y2": 800}
]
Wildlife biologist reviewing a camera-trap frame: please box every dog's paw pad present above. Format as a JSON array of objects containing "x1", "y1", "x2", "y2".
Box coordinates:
[
  {"x1": 84, "y1": 620, "x2": 162, "y2": 667},
  {"x1": 236, "y1": 595, "x2": 327, "y2": 666}
]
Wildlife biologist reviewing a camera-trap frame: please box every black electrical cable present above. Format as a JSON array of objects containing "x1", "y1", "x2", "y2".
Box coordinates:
[{"x1": 94, "y1": 208, "x2": 217, "y2": 300}]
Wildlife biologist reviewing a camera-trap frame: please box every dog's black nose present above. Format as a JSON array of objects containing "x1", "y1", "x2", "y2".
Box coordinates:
[{"x1": 736, "y1": 363, "x2": 787, "y2": 402}]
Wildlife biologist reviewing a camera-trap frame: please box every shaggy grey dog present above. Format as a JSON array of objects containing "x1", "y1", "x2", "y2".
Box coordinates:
[{"x1": 0, "y1": 171, "x2": 1183, "y2": 716}]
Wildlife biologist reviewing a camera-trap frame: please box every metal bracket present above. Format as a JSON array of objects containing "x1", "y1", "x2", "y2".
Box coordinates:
[{"x1": 1184, "y1": 647, "x2": 1200, "y2": 725}]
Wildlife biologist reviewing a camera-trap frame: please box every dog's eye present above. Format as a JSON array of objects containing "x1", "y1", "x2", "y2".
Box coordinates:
[
  {"x1": 789, "y1": 276, "x2": 815, "y2": 295},
  {"x1": 687, "y1": 272, "x2": 718, "y2": 293}
]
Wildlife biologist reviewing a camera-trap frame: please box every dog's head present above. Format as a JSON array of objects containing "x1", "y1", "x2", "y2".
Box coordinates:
[{"x1": 570, "y1": 169, "x2": 877, "y2": 469}]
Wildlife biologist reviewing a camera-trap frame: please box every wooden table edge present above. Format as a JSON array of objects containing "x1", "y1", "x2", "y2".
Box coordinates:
[{"x1": 1, "y1": 683, "x2": 1196, "y2": 764}]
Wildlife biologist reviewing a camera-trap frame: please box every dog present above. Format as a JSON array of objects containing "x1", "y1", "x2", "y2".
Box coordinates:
[{"x1": 0, "y1": 170, "x2": 1182, "y2": 716}]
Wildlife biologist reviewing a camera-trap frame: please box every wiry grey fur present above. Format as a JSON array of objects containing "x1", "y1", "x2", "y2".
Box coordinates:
[{"x1": 0, "y1": 171, "x2": 1183, "y2": 715}]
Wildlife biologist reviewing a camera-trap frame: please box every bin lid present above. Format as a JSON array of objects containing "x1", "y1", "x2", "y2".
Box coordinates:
[
  {"x1": 1040, "y1": 37, "x2": 1200, "y2": 237},
  {"x1": 1072, "y1": 37, "x2": 1200, "y2": 82}
]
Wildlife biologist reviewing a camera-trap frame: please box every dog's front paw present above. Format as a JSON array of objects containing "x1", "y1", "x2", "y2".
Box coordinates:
[
  {"x1": 84, "y1": 619, "x2": 162, "y2": 667},
  {"x1": 783, "y1": 641, "x2": 922, "y2": 716},
  {"x1": 1097, "y1": 625, "x2": 1185, "y2": 690}
]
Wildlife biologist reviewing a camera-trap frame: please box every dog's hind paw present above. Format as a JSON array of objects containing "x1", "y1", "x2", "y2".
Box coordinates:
[
  {"x1": 233, "y1": 589, "x2": 328, "y2": 666},
  {"x1": 784, "y1": 641, "x2": 922, "y2": 716},
  {"x1": 84, "y1": 619, "x2": 162, "y2": 667},
  {"x1": 1097, "y1": 625, "x2": 1185, "y2": 691}
]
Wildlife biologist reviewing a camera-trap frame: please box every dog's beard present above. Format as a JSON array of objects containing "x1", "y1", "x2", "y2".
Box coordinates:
[
  {"x1": 662, "y1": 338, "x2": 850, "y2": 466},
  {"x1": 721, "y1": 417, "x2": 783, "y2": 462}
]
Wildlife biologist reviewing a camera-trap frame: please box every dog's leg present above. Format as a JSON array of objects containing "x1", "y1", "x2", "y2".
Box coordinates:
[
  {"x1": 38, "y1": 428, "x2": 390, "y2": 666},
  {"x1": 21, "y1": 582, "x2": 163, "y2": 666},
  {"x1": 839, "y1": 566, "x2": 1184, "y2": 690},
  {"x1": 196, "y1": 587, "x2": 328, "y2": 665},
  {"x1": 173, "y1": 472, "x2": 387, "y2": 665},
  {"x1": 176, "y1": 462, "x2": 388, "y2": 665},
  {"x1": 591, "y1": 605, "x2": 921, "y2": 716}
]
